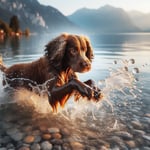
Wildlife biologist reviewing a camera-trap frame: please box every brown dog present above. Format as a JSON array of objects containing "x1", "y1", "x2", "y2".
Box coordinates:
[{"x1": 0, "y1": 33, "x2": 102, "y2": 111}]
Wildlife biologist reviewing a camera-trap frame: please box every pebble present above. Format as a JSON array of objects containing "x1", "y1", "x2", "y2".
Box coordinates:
[
  {"x1": 10, "y1": 132, "x2": 24, "y2": 141},
  {"x1": 144, "y1": 113, "x2": 150, "y2": 117},
  {"x1": 23, "y1": 135, "x2": 35, "y2": 144},
  {"x1": 142, "y1": 135, "x2": 150, "y2": 141},
  {"x1": 31, "y1": 143, "x2": 41, "y2": 150},
  {"x1": 48, "y1": 127, "x2": 60, "y2": 134},
  {"x1": 18, "y1": 147, "x2": 30, "y2": 150},
  {"x1": 42, "y1": 133, "x2": 51, "y2": 140},
  {"x1": 70, "y1": 142, "x2": 84, "y2": 150},
  {"x1": 114, "y1": 131, "x2": 133, "y2": 140},
  {"x1": 125, "y1": 140, "x2": 136, "y2": 148},
  {"x1": 41, "y1": 141, "x2": 52, "y2": 150},
  {"x1": 131, "y1": 121, "x2": 143, "y2": 129},
  {"x1": 52, "y1": 133, "x2": 62, "y2": 139}
]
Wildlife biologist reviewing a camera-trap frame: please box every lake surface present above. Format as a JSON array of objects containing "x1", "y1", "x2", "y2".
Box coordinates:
[{"x1": 0, "y1": 33, "x2": 150, "y2": 149}]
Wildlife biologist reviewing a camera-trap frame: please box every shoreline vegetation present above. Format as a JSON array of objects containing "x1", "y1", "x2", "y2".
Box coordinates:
[{"x1": 0, "y1": 15, "x2": 30, "y2": 41}]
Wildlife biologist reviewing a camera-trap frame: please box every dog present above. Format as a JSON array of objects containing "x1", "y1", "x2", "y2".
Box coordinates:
[{"x1": 0, "y1": 33, "x2": 102, "y2": 111}]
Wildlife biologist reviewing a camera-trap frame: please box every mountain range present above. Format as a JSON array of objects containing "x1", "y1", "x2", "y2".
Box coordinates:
[
  {"x1": 68, "y1": 5, "x2": 140, "y2": 33},
  {"x1": 0, "y1": 0, "x2": 150, "y2": 33},
  {"x1": 0, "y1": 0, "x2": 77, "y2": 33}
]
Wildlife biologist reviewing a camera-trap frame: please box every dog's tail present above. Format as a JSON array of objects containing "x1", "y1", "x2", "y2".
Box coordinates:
[{"x1": 0, "y1": 55, "x2": 6, "y2": 73}]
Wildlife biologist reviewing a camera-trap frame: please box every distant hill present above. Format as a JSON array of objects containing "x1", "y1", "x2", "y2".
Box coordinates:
[
  {"x1": 128, "y1": 11, "x2": 150, "y2": 32},
  {"x1": 68, "y1": 5, "x2": 140, "y2": 33},
  {"x1": 0, "y1": 0, "x2": 77, "y2": 33}
]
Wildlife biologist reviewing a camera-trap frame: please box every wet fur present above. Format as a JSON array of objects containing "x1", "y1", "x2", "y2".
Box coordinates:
[{"x1": 0, "y1": 33, "x2": 101, "y2": 111}]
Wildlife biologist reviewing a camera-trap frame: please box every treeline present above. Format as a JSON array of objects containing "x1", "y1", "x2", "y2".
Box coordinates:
[{"x1": 0, "y1": 15, "x2": 30, "y2": 37}]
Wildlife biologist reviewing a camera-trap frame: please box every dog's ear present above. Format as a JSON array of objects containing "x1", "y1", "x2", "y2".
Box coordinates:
[
  {"x1": 84, "y1": 36, "x2": 94, "y2": 62},
  {"x1": 45, "y1": 33, "x2": 68, "y2": 70}
]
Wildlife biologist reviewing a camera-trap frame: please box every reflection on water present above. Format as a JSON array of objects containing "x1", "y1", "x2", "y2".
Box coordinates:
[{"x1": 0, "y1": 33, "x2": 150, "y2": 149}]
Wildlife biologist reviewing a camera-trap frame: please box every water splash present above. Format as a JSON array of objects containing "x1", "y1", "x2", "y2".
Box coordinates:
[{"x1": 0, "y1": 59, "x2": 140, "y2": 120}]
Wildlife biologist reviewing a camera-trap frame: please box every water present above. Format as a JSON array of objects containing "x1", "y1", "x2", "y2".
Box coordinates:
[{"x1": 0, "y1": 33, "x2": 150, "y2": 149}]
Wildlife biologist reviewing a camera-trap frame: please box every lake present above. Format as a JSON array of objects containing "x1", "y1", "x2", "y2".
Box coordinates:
[{"x1": 0, "y1": 33, "x2": 150, "y2": 149}]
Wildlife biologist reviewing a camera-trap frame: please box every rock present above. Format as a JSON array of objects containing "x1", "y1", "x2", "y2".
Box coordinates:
[
  {"x1": 31, "y1": 143, "x2": 41, "y2": 150},
  {"x1": 31, "y1": 130, "x2": 41, "y2": 136},
  {"x1": 143, "y1": 147, "x2": 150, "y2": 150},
  {"x1": 34, "y1": 135, "x2": 42, "y2": 143},
  {"x1": 131, "y1": 121, "x2": 143, "y2": 129},
  {"x1": 99, "y1": 146, "x2": 109, "y2": 150},
  {"x1": 18, "y1": 147, "x2": 30, "y2": 150},
  {"x1": 52, "y1": 133, "x2": 62, "y2": 139},
  {"x1": 39, "y1": 126, "x2": 48, "y2": 132},
  {"x1": 133, "y1": 129, "x2": 145, "y2": 136},
  {"x1": 6, "y1": 143, "x2": 15, "y2": 149},
  {"x1": 10, "y1": 132, "x2": 24, "y2": 141},
  {"x1": 0, "y1": 148, "x2": 7, "y2": 150},
  {"x1": 48, "y1": 127, "x2": 60, "y2": 134},
  {"x1": 50, "y1": 139, "x2": 63, "y2": 145},
  {"x1": 0, "y1": 136, "x2": 11, "y2": 144},
  {"x1": 125, "y1": 140, "x2": 136, "y2": 148},
  {"x1": 144, "y1": 113, "x2": 150, "y2": 117},
  {"x1": 70, "y1": 142, "x2": 84, "y2": 150},
  {"x1": 42, "y1": 133, "x2": 51, "y2": 140},
  {"x1": 114, "y1": 131, "x2": 133, "y2": 140},
  {"x1": 142, "y1": 135, "x2": 150, "y2": 141},
  {"x1": 6, "y1": 128, "x2": 19, "y2": 136},
  {"x1": 22, "y1": 126, "x2": 32, "y2": 132},
  {"x1": 62, "y1": 143, "x2": 71, "y2": 150},
  {"x1": 23, "y1": 135, "x2": 35, "y2": 144},
  {"x1": 108, "y1": 136, "x2": 127, "y2": 149},
  {"x1": 53, "y1": 145, "x2": 62, "y2": 150},
  {"x1": 61, "y1": 128, "x2": 70, "y2": 136},
  {"x1": 41, "y1": 141, "x2": 52, "y2": 150}
]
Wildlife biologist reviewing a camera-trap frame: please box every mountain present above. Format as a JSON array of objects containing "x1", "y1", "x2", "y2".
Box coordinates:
[
  {"x1": 128, "y1": 11, "x2": 150, "y2": 32},
  {"x1": 0, "y1": 0, "x2": 77, "y2": 33},
  {"x1": 68, "y1": 5, "x2": 140, "y2": 33}
]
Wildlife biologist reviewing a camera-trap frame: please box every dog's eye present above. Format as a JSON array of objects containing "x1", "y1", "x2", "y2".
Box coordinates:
[{"x1": 70, "y1": 48, "x2": 78, "y2": 55}]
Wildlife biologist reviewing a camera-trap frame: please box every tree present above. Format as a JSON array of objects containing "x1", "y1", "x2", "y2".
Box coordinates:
[{"x1": 9, "y1": 15, "x2": 20, "y2": 33}]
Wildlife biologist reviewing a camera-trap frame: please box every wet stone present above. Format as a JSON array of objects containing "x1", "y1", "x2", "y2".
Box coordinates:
[
  {"x1": 62, "y1": 143, "x2": 71, "y2": 150},
  {"x1": 39, "y1": 126, "x2": 48, "y2": 132},
  {"x1": 70, "y1": 142, "x2": 84, "y2": 150},
  {"x1": 53, "y1": 145, "x2": 62, "y2": 150},
  {"x1": 10, "y1": 132, "x2": 24, "y2": 141},
  {"x1": 131, "y1": 120, "x2": 143, "y2": 129},
  {"x1": 6, "y1": 143, "x2": 15, "y2": 149},
  {"x1": 34, "y1": 135, "x2": 41, "y2": 143},
  {"x1": 23, "y1": 135, "x2": 35, "y2": 144},
  {"x1": 42, "y1": 133, "x2": 51, "y2": 140},
  {"x1": 125, "y1": 140, "x2": 136, "y2": 148},
  {"x1": 133, "y1": 129, "x2": 145, "y2": 136},
  {"x1": 48, "y1": 127, "x2": 60, "y2": 134},
  {"x1": 142, "y1": 135, "x2": 150, "y2": 141},
  {"x1": 31, "y1": 143, "x2": 41, "y2": 150},
  {"x1": 41, "y1": 141, "x2": 52, "y2": 150},
  {"x1": 114, "y1": 131, "x2": 133, "y2": 140},
  {"x1": 0, "y1": 148, "x2": 7, "y2": 150},
  {"x1": 6, "y1": 128, "x2": 19, "y2": 136},
  {"x1": 50, "y1": 139, "x2": 63, "y2": 145},
  {"x1": 144, "y1": 113, "x2": 150, "y2": 117},
  {"x1": 18, "y1": 147, "x2": 30, "y2": 150},
  {"x1": 52, "y1": 133, "x2": 62, "y2": 139},
  {"x1": 108, "y1": 136, "x2": 127, "y2": 149}
]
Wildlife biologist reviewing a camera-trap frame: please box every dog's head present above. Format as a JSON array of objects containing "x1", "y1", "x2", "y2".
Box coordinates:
[{"x1": 45, "y1": 33, "x2": 94, "y2": 73}]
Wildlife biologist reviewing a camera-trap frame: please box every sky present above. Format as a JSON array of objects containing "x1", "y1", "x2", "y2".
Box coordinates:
[{"x1": 38, "y1": 0, "x2": 150, "y2": 15}]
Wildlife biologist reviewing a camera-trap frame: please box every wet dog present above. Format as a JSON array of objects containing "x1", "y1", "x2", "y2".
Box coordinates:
[{"x1": 0, "y1": 33, "x2": 102, "y2": 111}]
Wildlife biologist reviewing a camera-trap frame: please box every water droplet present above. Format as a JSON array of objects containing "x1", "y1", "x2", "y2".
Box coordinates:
[
  {"x1": 132, "y1": 68, "x2": 139, "y2": 74},
  {"x1": 129, "y1": 59, "x2": 135, "y2": 64},
  {"x1": 113, "y1": 60, "x2": 117, "y2": 64},
  {"x1": 124, "y1": 66, "x2": 128, "y2": 71}
]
